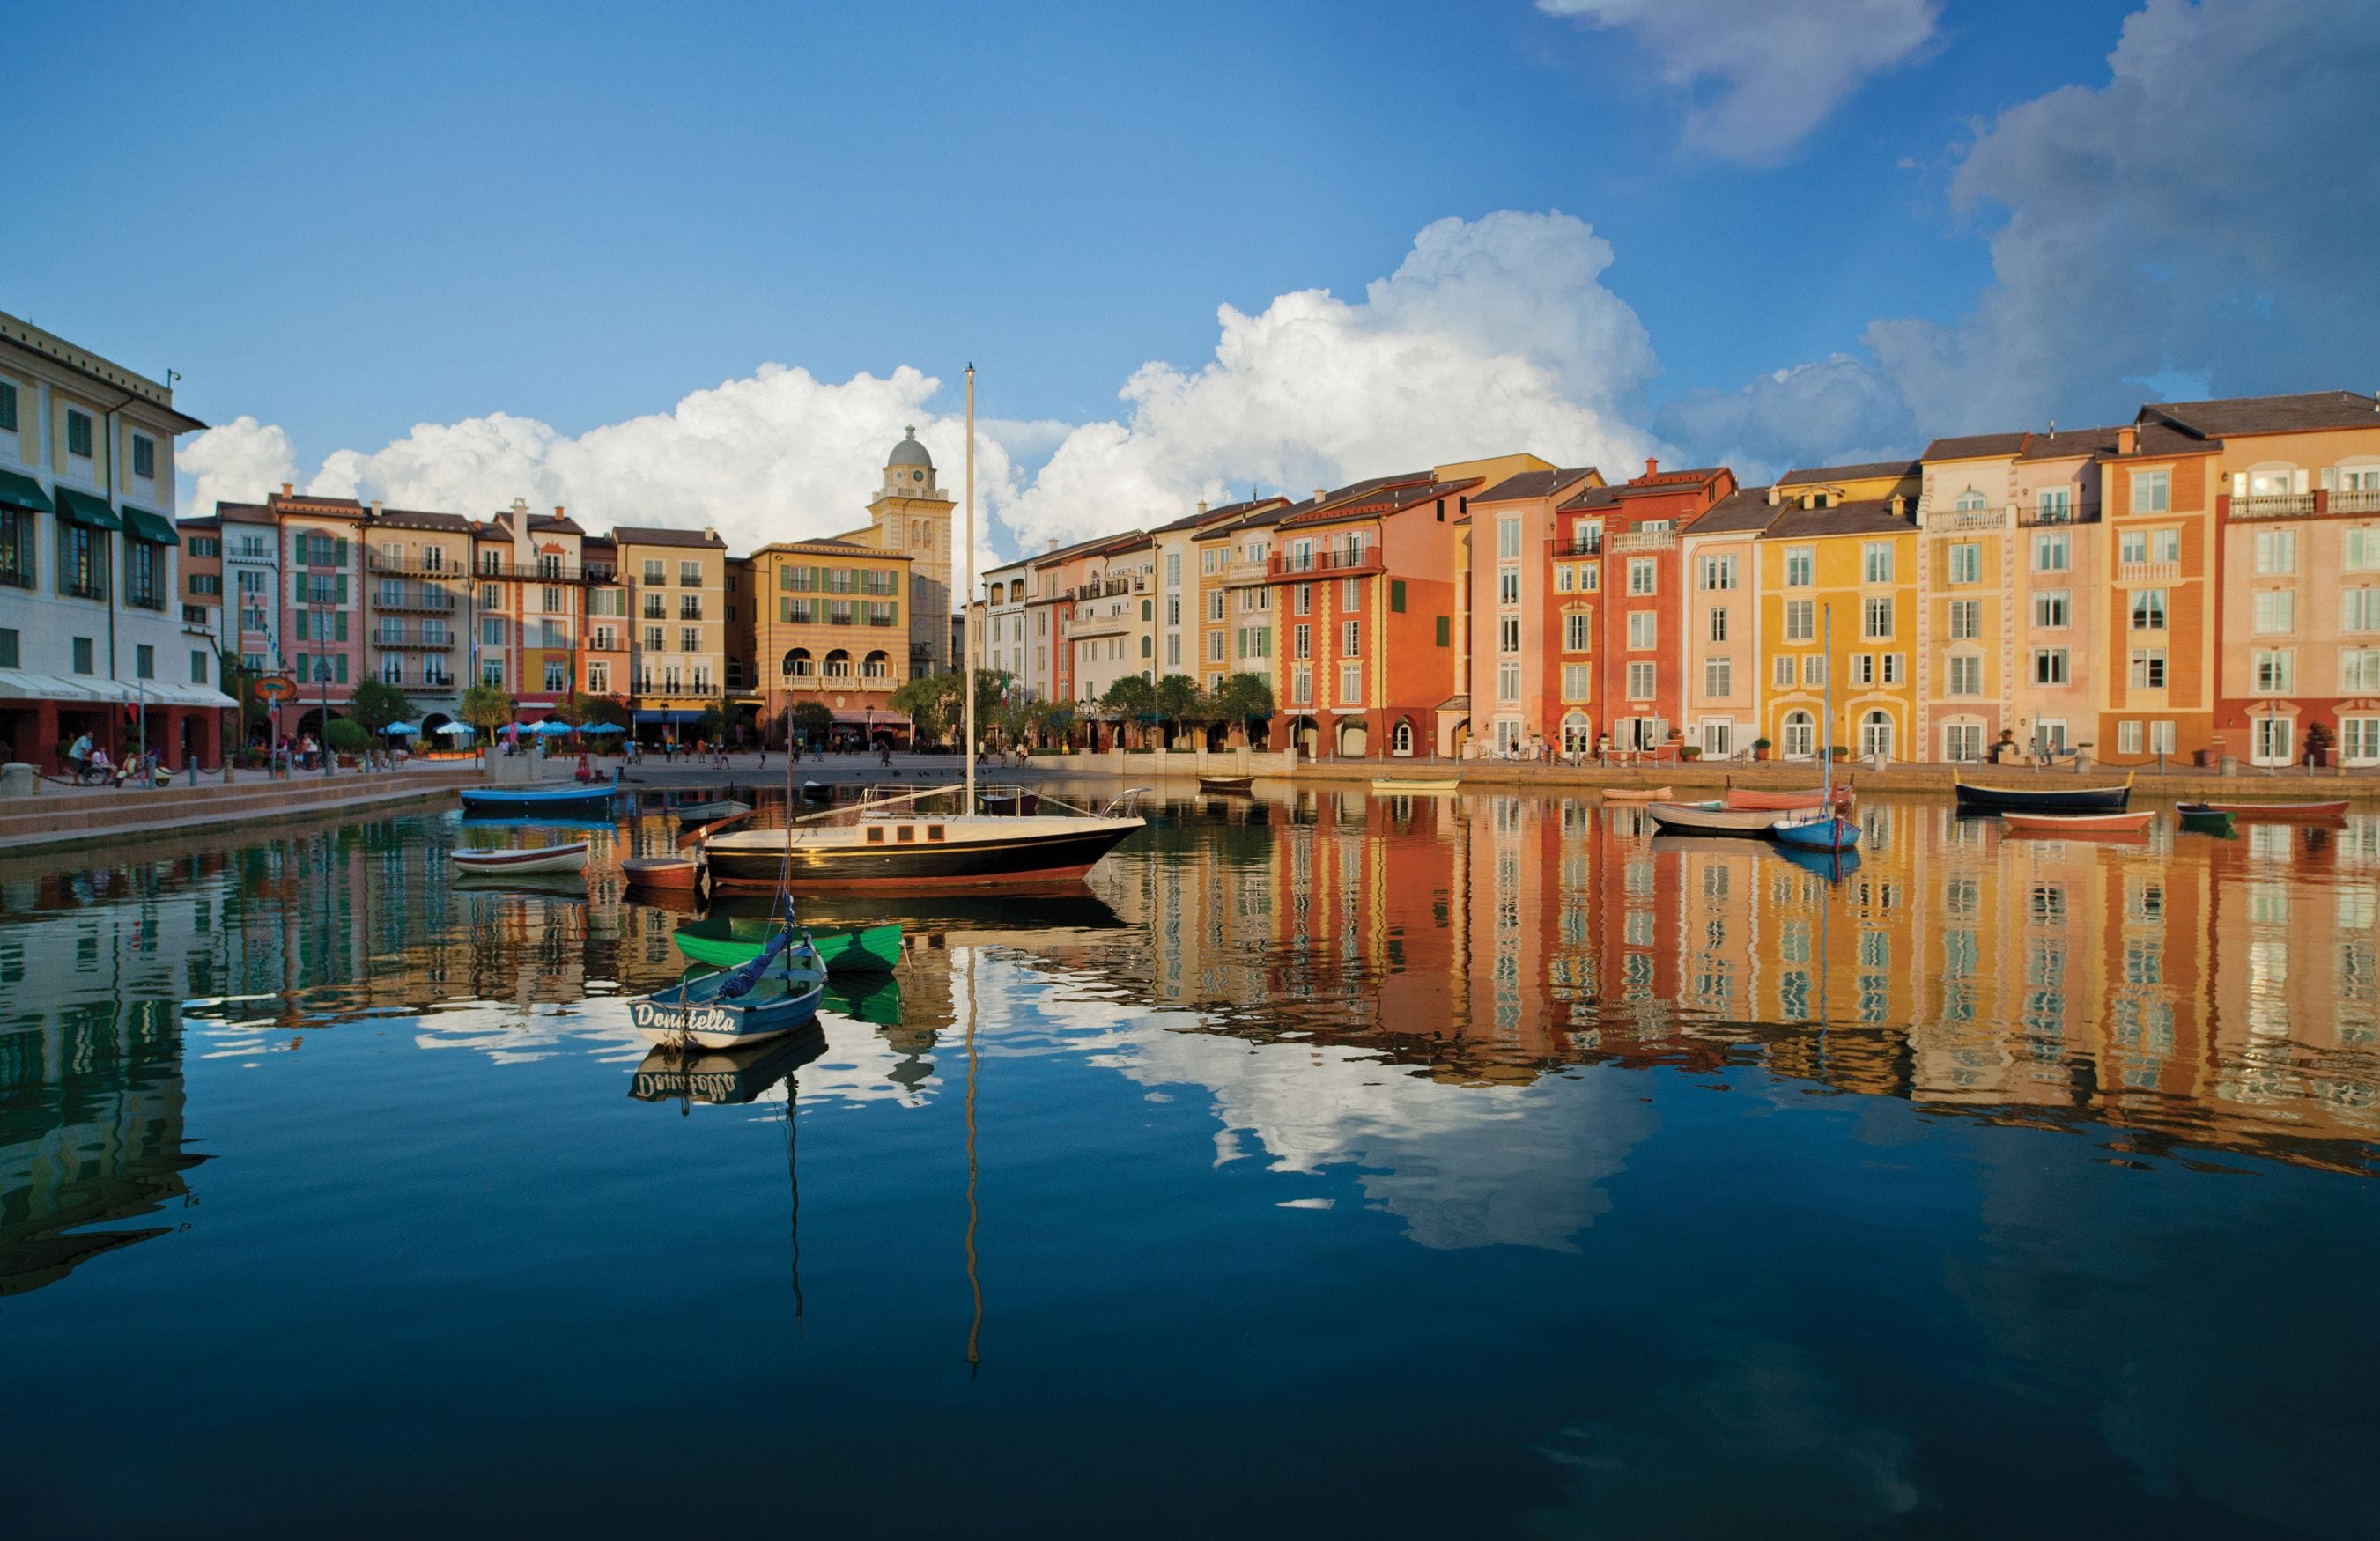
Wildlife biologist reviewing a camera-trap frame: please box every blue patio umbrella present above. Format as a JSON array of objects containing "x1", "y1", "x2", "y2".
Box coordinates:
[
  {"x1": 580, "y1": 723, "x2": 626, "y2": 734},
  {"x1": 530, "y1": 720, "x2": 573, "y2": 735},
  {"x1": 381, "y1": 720, "x2": 418, "y2": 735}
]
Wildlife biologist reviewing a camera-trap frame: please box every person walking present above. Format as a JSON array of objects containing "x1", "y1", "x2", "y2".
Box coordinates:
[{"x1": 65, "y1": 730, "x2": 93, "y2": 781}]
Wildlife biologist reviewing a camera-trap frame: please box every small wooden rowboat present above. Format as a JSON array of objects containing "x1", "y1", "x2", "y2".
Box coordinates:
[
  {"x1": 448, "y1": 840, "x2": 588, "y2": 874},
  {"x1": 1600, "y1": 786, "x2": 1674, "y2": 803},
  {"x1": 622, "y1": 854, "x2": 702, "y2": 889},
  {"x1": 1196, "y1": 775, "x2": 1254, "y2": 795},
  {"x1": 1646, "y1": 800, "x2": 1787, "y2": 835},
  {"x1": 1372, "y1": 778, "x2": 1460, "y2": 793},
  {"x1": 2000, "y1": 810, "x2": 2156, "y2": 835},
  {"x1": 1726, "y1": 785, "x2": 1852, "y2": 812},
  {"x1": 801, "y1": 780, "x2": 835, "y2": 802},
  {"x1": 2184, "y1": 799, "x2": 2349, "y2": 821},
  {"x1": 1771, "y1": 814, "x2": 1860, "y2": 852},
  {"x1": 631, "y1": 948, "x2": 826, "y2": 1051},
  {"x1": 676, "y1": 799, "x2": 750, "y2": 826},
  {"x1": 2175, "y1": 805, "x2": 2236, "y2": 837},
  {"x1": 1954, "y1": 771, "x2": 2133, "y2": 813},
  {"x1": 458, "y1": 783, "x2": 620, "y2": 820}
]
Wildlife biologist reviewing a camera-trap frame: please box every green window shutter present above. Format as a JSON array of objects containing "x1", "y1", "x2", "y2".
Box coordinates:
[
  {"x1": 336, "y1": 574, "x2": 349, "y2": 604},
  {"x1": 1435, "y1": 616, "x2": 1450, "y2": 647},
  {"x1": 295, "y1": 610, "x2": 309, "y2": 641},
  {"x1": 336, "y1": 653, "x2": 349, "y2": 683},
  {"x1": 780, "y1": 597, "x2": 791, "y2": 622},
  {"x1": 888, "y1": 601, "x2": 899, "y2": 624},
  {"x1": 336, "y1": 537, "x2": 350, "y2": 567},
  {"x1": 1390, "y1": 579, "x2": 1407, "y2": 613},
  {"x1": 335, "y1": 611, "x2": 349, "y2": 641}
]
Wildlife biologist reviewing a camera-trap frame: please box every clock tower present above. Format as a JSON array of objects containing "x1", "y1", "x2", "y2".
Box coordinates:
[{"x1": 860, "y1": 426, "x2": 956, "y2": 675}]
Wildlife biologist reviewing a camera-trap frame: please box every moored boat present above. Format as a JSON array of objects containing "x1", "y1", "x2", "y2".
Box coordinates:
[
  {"x1": 627, "y1": 1029, "x2": 826, "y2": 1107},
  {"x1": 622, "y1": 854, "x2": 701, "y2": 889},
  {"x1": 458, "y1": 779, "x2": 622, "y2": 820},
  {"x1": 1646, "y1": 800, "x2": 1788, "y2": 835},
  {"x1": 2176, "y1": 804, "x2": 2236, "y2": 837},
  {"x1": 1771, "y1": 814, "x2": 1860, "y2": 852},
  {"x1": 801, "y1": 779, "x2": 835, "y2": 802},
  {"x1": 2001, "y1": 809, "x2": 2156, "y2": 835},
  {"x1": 1600, "y1": 786, "x2": 1673, "y2": 803},
  {"x1": 2187, "y1": 799, "x2": 2349, "y2": 821},
  {"x1": 676, "y1": 799, "x2": 750, "y2": 825},
  {"x1": 631, "y1": 940, "x2": 827, "y2": 1051},
  {"x1": 1726, "y1": 785, "x2": 1853, "y2": 812},
  {"x1": 1196, "y1": 775, "x2": 1254, "y2": 795},
  {"x1": 1372, "y1": 777, "x2": 1460, "y2": 793},
  {"x1": 1953, "y1": 771, "x2": 2133, "y2": 814},
  {"x1": 674, "y1": 916, "x2": 904, "y2": 974},
  {"x1": 448, "y1": 840, "x2": 589, "y2": 874},
  {"x1": 705, "y1": 805, "x2": 1145, "y2": 891}
]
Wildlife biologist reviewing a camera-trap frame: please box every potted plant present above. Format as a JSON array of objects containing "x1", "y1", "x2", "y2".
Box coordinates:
[
  {"x1": 1828, "y1": 744, "x2": 1851, "y2": 763},
  {"x1": 325, "y1": 717, "x2": 373, "y2": 768},
  {"x1": 1750, "y1": 736, "x2": 1770, "y2": 763},
  {"x1": 2305, "y1": 721, "x2": 2335, "y2": 768},
  {"x1": 1680, "y1": 745, "x2": 1702, "y2": 762}
]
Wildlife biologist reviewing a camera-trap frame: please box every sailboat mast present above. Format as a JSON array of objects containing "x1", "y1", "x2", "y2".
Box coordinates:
[
  {"x1": 1821, "y1": 602, "x2": 1833, "y2": 807},
  {"x1": 963, "y1": 364, "x2": 978, "y2": 813}
]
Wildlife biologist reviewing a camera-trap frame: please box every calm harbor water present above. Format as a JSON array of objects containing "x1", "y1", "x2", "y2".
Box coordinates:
[{"x1": 2, "y1": 782, "x2": 2376, "y2": 1537}]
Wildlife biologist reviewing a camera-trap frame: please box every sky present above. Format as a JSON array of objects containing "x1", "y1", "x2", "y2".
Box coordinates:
[{"x1": 11, "y1": 0, "x2": 2377, "y2": 564}]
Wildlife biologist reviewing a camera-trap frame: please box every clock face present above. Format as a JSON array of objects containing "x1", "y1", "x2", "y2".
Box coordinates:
[{"x1": 912, "y1": 470, "x2": 924, "y2": 481}]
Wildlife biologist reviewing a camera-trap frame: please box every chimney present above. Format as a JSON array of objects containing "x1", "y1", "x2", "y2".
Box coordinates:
[
  {"x1": 1644, "y1": 457, "x2": 1659, "y2": 480},
  {"x1": 1800, "y1": 491, "x2": 1815, "y2": 510},
  {"x1": 1046, "y1": 538, "x2": 1059, "y2": 553},
  {"x1": 1312, "y1": 487, "x2": 1327, "y2": 505},
  {"x1": 1766, "y1": 485, "x2": 1781, "y2": 506},
  {"x1": 510, "y1": 497, "x2": 528, "y2": 517},
  {"x1": 370, "y1": 498, "x2": 383, "y2": 518},
  {"x1": 1889, "y1": 495, "x2": 1906, "y2": 517},
  {"x1": 554, "y1": 505, "x2": 565, "y2": 519},
  {"x1": 703, "y1": 526, "x2": 717, "y2": 543},
  {"x1": 2118, "y1": 426, "x2": 2138, "y2": 455},
  {"x1": 1196, "y1": 499, "x2": 1208, "y2": 515},
  {"x1": 280, "y1": 482, "x2": 293, "y2": 498}
]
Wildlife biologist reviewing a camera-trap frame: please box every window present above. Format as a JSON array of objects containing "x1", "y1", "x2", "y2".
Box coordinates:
[
  {"x1": 1946, "y1": 722, "x2": 1984, "y2": 761},
  {"x1": 1948, "y1": 600, "x2": 1981, "y2": 639},
  {"x1": 1948, "y1": 656, "x2": 1982, "y2": 696},
  {"x1": 1882, "y1": 653, "x2": 1903, "y2": 685},
  {"x1": 1708, "y1": 607, "x2": 1728, "y2": 643},
  {"x1": 679, "y1": 560, "x2": 702, "y2": 586},
  {"x1": 2132, "y1": 590, "x2": 2168, "y2": 630},
  {"x1": 1947, "y1": 542, "x2": 1980, "y2": 584},
  {"x1": 1563, "y1": 663, "x2": 1592, "y2": 700},
  {"x1": 0, "y1": 380, "x2": 14, "y2": 431},
  {"x1": 1627, "y1": 558, "x2": 1657, "y2": 595},
  {"x1": 0, "y1": 505, "x2": 30, "y2": 587},
  {"x1": 1497, "y1": 516, "x2": 1520, "y2": 558},
  {"x1": 1341, "y1": 578, "x2": 1360, "y2": 609},
  {"x1": 1859, "y1": 711, "x2": 1894, "y2": 761},
  {"x1": 134, "y1": 644, "x2": 154, "y2": 679},
  {"x1": 1389, "y1": 579, "x2": 1406, "y2": 613},
  {"x1": 2252, "y1": 589, "x2": 2295, "y2": 634},
  {"x1": 132, "y1": 434, "x2": 155, "y2": 479},
  {"x1": 72, "y1": 637, "x2": 94, "y2": 674},
  {"x1": 2340, "y1": 649, "x2": 2380, "y2": 694},
  {"x1": 543, "y1": 660, "x2": 567, "y2": 691},
  {"x1": 61, "y1": 523, "x2": 107, "y2": 600},
  {"x1": 483, "y1": 617, "x2": 505, "y2": 647},
  {"x1": 1781, "y1": 711, "x2": 1815, "y2": 758},
  {"x1": 1862, "y1": 598, "x2": 1893, "y2": 639},
  {"x1": 1497, "y1": 565, "x2": 1519, "y2": 604},
  {"x1": 1579, "y1": 564, "x2": 1600, "y2": 593},
  {"x1": 1704, "y1": 657, "x2": 1732, "y2": 698},
  {"x1": 2253, "y1": 649, "x2": 2294, "y2": 692},
  {"x1": 2033, "y1": 589, "x2": 2070, "y2": 629},
  {"x1": 1208, "y1": 631, "x2": 1224, "y2": 662},
  {"x1": 1627, "y1": 662, "x2": 1656, "y2": 699},
  {"x1": 2131, "y1": 649, "x2": 2167, "y2": 689},
  {"x1": 0, "y1": 628, "x2": 17, "y2": 667},
  {"x1": 1802, "y1": 655, "x2": 1826, "y2": 687},
  {"x1": 2132, "y1": 469, "x2": 2169, "y2": 513},
  {"x1": 1628, "y1": 611, "x2": 1657, "y2": 650},
  {"x1": 1165, "y1": 552, "x2": 1180, "y2": 586},
  {"x1": 1344, "y1": 620, "x2": 1363, "y2": 656},
  {"x1": 2347, "y1": 528, "x2": 2380, "y2": 571},
  {"x1": 588, "y1": 661, "x2": 610, "y2": 693},
  {"x1": 1293, "y1": 623, "x2": 1312, "y2": 660},
  {"x1": 1290, "y1": 666, "x2": 1312, "y2": 705},
  {"x1": 2345, "y1": 717, "x2": 2380, "y2": 762},
  {"x1": 2034, "y1": 648, "x2": 2069, "y2": 685},
  {"x1": 1497, "y1": 661, "x2": 1519, "y2": 702},
  {"x1": 1784, "y1": 547, "x2": 1814, "y2": 587},
  {"x1": 2344, "y1": 589, "x2": 2378, "y2": 632},
  {"x1": 189, "y1": 650, "x2": 212, "y2": 686},
  {"x1": 1784, "y1": 600, "x2": 1814, "y2": 642},
  {"x1": 66, "y1": 409, "x2": 93, "y2": 459},
  {"x1": 482, "y1": 658, "x2": 505, "y2": 686},
  {"x1": 1852, "y1": 653, "x2": 1875, "y2": 687},
  {"x1": 2036, "y1": 488, "x2": 2072, "y2": 521},
  {"x1": 643, "y1": 558, "x2": 665, "y2": 586},
  {"x1": 1862, "y1": 542, "x2": 1895, "y2": 583},
  {"x1": 1340, "y1": 662, "x2": 1364, "y2": 703},
  {"x1": 1208, "y1": 591, "x2": 1224, "y2": 623},
  {"x1": 1556, "y1": 564, "x2": 1572, "y2": 594},
  {"x1": 680, "y1": 626, "x2": 700, "y2": 653},
  {"x1": 2118, "y1": 720, "x2": 2143, "y2": 755},
  {"x1": 2034, "y1": 533, "x2": 2070, "y2": 571},
  {"x1": 1563, "y1": 611, "x2": 1592, "y2": 652},
  {"x1": 1773, "y1": 655, "x2": 1793, "y2": 689},
  {"x1": 1699, "y1": 555, "x2": 1737, "y2": 590},
  {"x1": 2254, "y1": 529, "x2": 2296, "y2": 574}
]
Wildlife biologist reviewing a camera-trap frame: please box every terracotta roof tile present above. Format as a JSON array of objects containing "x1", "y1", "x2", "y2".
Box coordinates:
[
  {"x1": 1755, "y1": 498, "x2": 1915, "y2": 540},
  {"x1": 1682, "y1": 486, "x2": 1783, "y2": 535},
  {"x1": 1475, "y1": 467, "x2": 1597, "y2": 503},
  {"x1": 611, "y1": 525, "x2": 728, "y2": 549},
  {"x1": 1777, "y1": 459, "x2": 1918, "y2": 487},
  {"x1": 2014, "y1": 425, "x2": 2127, "y2": 461},
  {"x1": 2146, "y1": 389, "x2": 2380, "y2": 438},
  {"x1": 1922, "y1": 432, "x2": 2031, "y2": 461}
]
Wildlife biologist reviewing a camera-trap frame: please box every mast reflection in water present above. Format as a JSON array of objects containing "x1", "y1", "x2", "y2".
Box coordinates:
[{"x1": 0, "y1": 787, "x2": 2371, "y2": 1537}]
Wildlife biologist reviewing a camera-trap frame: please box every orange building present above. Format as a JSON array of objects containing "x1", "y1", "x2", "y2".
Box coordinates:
[{"x1": 1463, "y1": 466, "x2": 1600, "y2": 757}]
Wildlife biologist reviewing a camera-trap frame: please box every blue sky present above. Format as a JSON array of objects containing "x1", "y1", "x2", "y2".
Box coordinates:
[{"x1": 11, "y1": 0, "x2": 2374, "y2": 557}]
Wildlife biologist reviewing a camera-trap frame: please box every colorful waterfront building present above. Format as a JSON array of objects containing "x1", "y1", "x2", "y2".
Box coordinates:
[
  {"x1": 580, "y1": 535, "x2": 631, "y2": 707},
  {"x1": 1197, "y1": 504, "x2": 1284, "y2": 698},
  {"x1": 614, "y1": 523, "x2": 727, "y2": 740},
  {"x1": 1062, "y1": 535, "x2": 1156, "y2": 724},
  {"x1": 979, "y1": 554, "x2": 1034, "y2": 689},
  {"x1": 1678, "y1": 482, "x2": 1784, "y2": 759},
  {"x1": 2091, "y1": 417, "x2": 2221, "y2": 765},
  {"x1": 1755, "y1": 461, "x2": 1921, "y2": 762},
  {"x1": 269, "y1": 485, "x2": 369, "y2": 734},
  {"x1": 750, "y1": 535, "x2": 912, "y2": 745},
  {"x1": 2149, "y1": 392, "x2": 2380, "y2": 768},
  {"x1": 469, "y1": 500, "x2": 592, "y2": 723},
  {"x1": 1465, "y1": 465, "x2": 1600, "y2": 757},
  {"x1": 360, "y1": 504, "x2": 473, "y2": 729},
  {"x1": 1562, "y1": 461, "x2": 1736, "y2": 756}
]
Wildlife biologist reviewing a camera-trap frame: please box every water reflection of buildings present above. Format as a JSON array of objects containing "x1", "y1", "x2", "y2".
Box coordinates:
[{"x1": 1084, "y1": 789, "x2": 2380, "y2": 1173}]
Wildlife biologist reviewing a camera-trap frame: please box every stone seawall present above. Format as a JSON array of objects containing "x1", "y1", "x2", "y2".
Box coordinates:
[{"x1": 0, "y1": 767, "x2": 489, "y2": 856}]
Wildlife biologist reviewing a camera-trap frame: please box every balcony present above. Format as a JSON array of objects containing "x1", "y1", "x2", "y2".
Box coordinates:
[
  {"x1": 779, "y1": 671, "x2": 898, "y2": 693},
  {"x1": 2230, "y1": 492, "x2": 2316, "y2": 520},
  {"x1": 1222, "y1": 556, "x2": 1271, "y2": 586},
  {"x1": 373, "y1": 627, "x2": 457, "y2": 650},
  {"x1": 2334, "y1": 488, "x2": 2380, "y2": 515},
  {"x1": 463, "y1": 557, "x2": 591, "y2": 584},
  {"x1": 2018, "y1": 505, "x2": 2097, "y2": 527},
  {"x1": 1068, "y1": 610, "x2": 1132, "y2": 639},
  {"x1": 1933, "y1": 504, "x2": 2011, "y2": 531},
  {"x1": 373, "y1": 586, "x2": 457, "y2": 613},
  {"x1": 1557, "y1": 536, "x2": 1601, "y2": 557},
  {"x1": 1268, "y1": 546, "x2": 1384, "y2": 579},
  {"x1": 1608, "y1": 529, "x2": 1676, "y2": 553},
  {"x1": 2118, "y1": 561, "x2": 2181, "y2": 585},
  {"x1": 364, "y1": 552, "x2": 463, "y2": 581}
]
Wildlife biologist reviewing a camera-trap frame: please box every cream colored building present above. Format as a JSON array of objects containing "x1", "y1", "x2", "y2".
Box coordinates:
[
  {"x1": 615, "y1": 524, "x2": 727, "y2": 733},
  {"x1": 821, "y1": 429, "x2": 955, "y2": 676}
]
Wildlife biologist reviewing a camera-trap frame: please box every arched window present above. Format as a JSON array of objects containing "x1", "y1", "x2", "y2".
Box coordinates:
[
  {"x1": 1954, "y1": 489, "x2": 1986, "y2": 511},
  {"x1": 1392, "y1": 719, "x2": 1414, "y2": 756},
  {"x1": 1860, "y1": 710, "x2": 1894, "y2": 761},
  {"x1": 1139, "y1": 635, "x2": 1152, "y2": 658},
  {"x1": 783, "y1": 648, "x2": 812, "y2": 678},
  {"x1": 1141, "y1": 598, "x2": 1152, "y2": 621},
  {"x1": 1561, "y1": 711, "x2": 1592, "y2": 755},
  {"x1": 861, "y1": 650, "x2": 890, "y2": 681},
  {"x1": 1781, "y1": 710, "x2": 1816, "y2": 759},
  {"x1": 824, "y1": 649, "x2": 852, "y2": 680}
]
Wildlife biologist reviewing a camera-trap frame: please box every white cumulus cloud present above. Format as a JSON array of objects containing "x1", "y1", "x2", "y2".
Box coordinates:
[{"x1": 1537, "y1": 0, "x2": 1940, "y2": 163}]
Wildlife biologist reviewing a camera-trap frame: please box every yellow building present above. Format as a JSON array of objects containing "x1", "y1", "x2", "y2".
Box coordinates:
[
  {"x1": 1755, "y1": 461, "x2": 1921, "y2": 762},
  {"x1": 750, "y1": 536, "x2": 912, "y2": 744},
  {"x1": 615, "y1": 524, "x2": 728, "y2": 736},
  {"x1": 824, "y1": 428, "x2": 956, "y2": 677}
]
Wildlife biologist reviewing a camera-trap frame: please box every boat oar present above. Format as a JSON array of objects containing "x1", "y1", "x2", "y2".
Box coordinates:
[{"x1": 679, "y1": 808, "x2": 753, "y2": 849}]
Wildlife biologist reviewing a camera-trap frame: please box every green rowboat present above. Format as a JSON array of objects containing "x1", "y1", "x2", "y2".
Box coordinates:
[{"x1": 674, "y1": 917, "x2": 904, "y2": 974}]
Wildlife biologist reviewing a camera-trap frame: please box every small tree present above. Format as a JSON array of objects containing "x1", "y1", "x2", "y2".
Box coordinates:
[
  {"x1": 459, "y1": 683, "x2": 514, "y2": 748},
  {"x1": 1100, "y1": 675, "x2": 1157, "y2": 746},
  {"x1": 1212, "y1": 671, "x2": 1274, "y2": 746},
  {"x1": 890, "y1": 674, "x2": 959, "y2": 744},
  {"x1": 787, "y1": 700, "x2": 835, "y2": 748},
  {"x1": 1155, "y1": 674, "x2": 1204, "y2": 747},
  {"x1": 325, "y1": 718, "x2": 373, "y2": 756},
  {"x1": 348, "y1": 678, "x2": 417, "y2": 738}
]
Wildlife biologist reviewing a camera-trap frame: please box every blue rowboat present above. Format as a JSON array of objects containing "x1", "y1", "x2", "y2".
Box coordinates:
[
  {"x1": 630, "y1": 943, "x2": 826, "y2": 1051},
  {"x1": 1771, "y1": 815, "x2": 1860, "y2": 853},
  {"x1": 458, "y1": 780, "x2": 622, "y2": 820}
]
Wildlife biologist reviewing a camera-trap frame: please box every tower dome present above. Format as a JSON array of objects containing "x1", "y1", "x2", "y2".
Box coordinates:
[{"x1": 887, "y1": 425, "x2": 933, "y2": 469}]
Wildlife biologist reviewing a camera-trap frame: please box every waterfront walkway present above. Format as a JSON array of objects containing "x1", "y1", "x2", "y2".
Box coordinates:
[{"x1": 0, "y1": 763, "x2": 489, "y2": 854}]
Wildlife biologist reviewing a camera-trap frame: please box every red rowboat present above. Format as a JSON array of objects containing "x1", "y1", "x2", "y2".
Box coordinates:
[
  {"x1": 623, "y1": 855, "x2": 702, "y2": 889},
  {"x1": 2190, "y1": 800, "x2": 2349, "y2": 821},
  {"x1": 2001, "y1": 810, "x2": 2155, "y2": 836},
  {"x1": 1725, "y1": 785, "x2": 1853, "y2": 812}
]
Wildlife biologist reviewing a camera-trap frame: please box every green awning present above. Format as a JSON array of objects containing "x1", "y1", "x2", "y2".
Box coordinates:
[
  {"x1": 0, "y1": 469, "x2": 53, "y2": 513},
  {"x1": 120, "y1": 505, "x2": 179, "y2": 546},
  {"x1": 53, "y1": 487, "x2": 122, "y2": 531}
]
